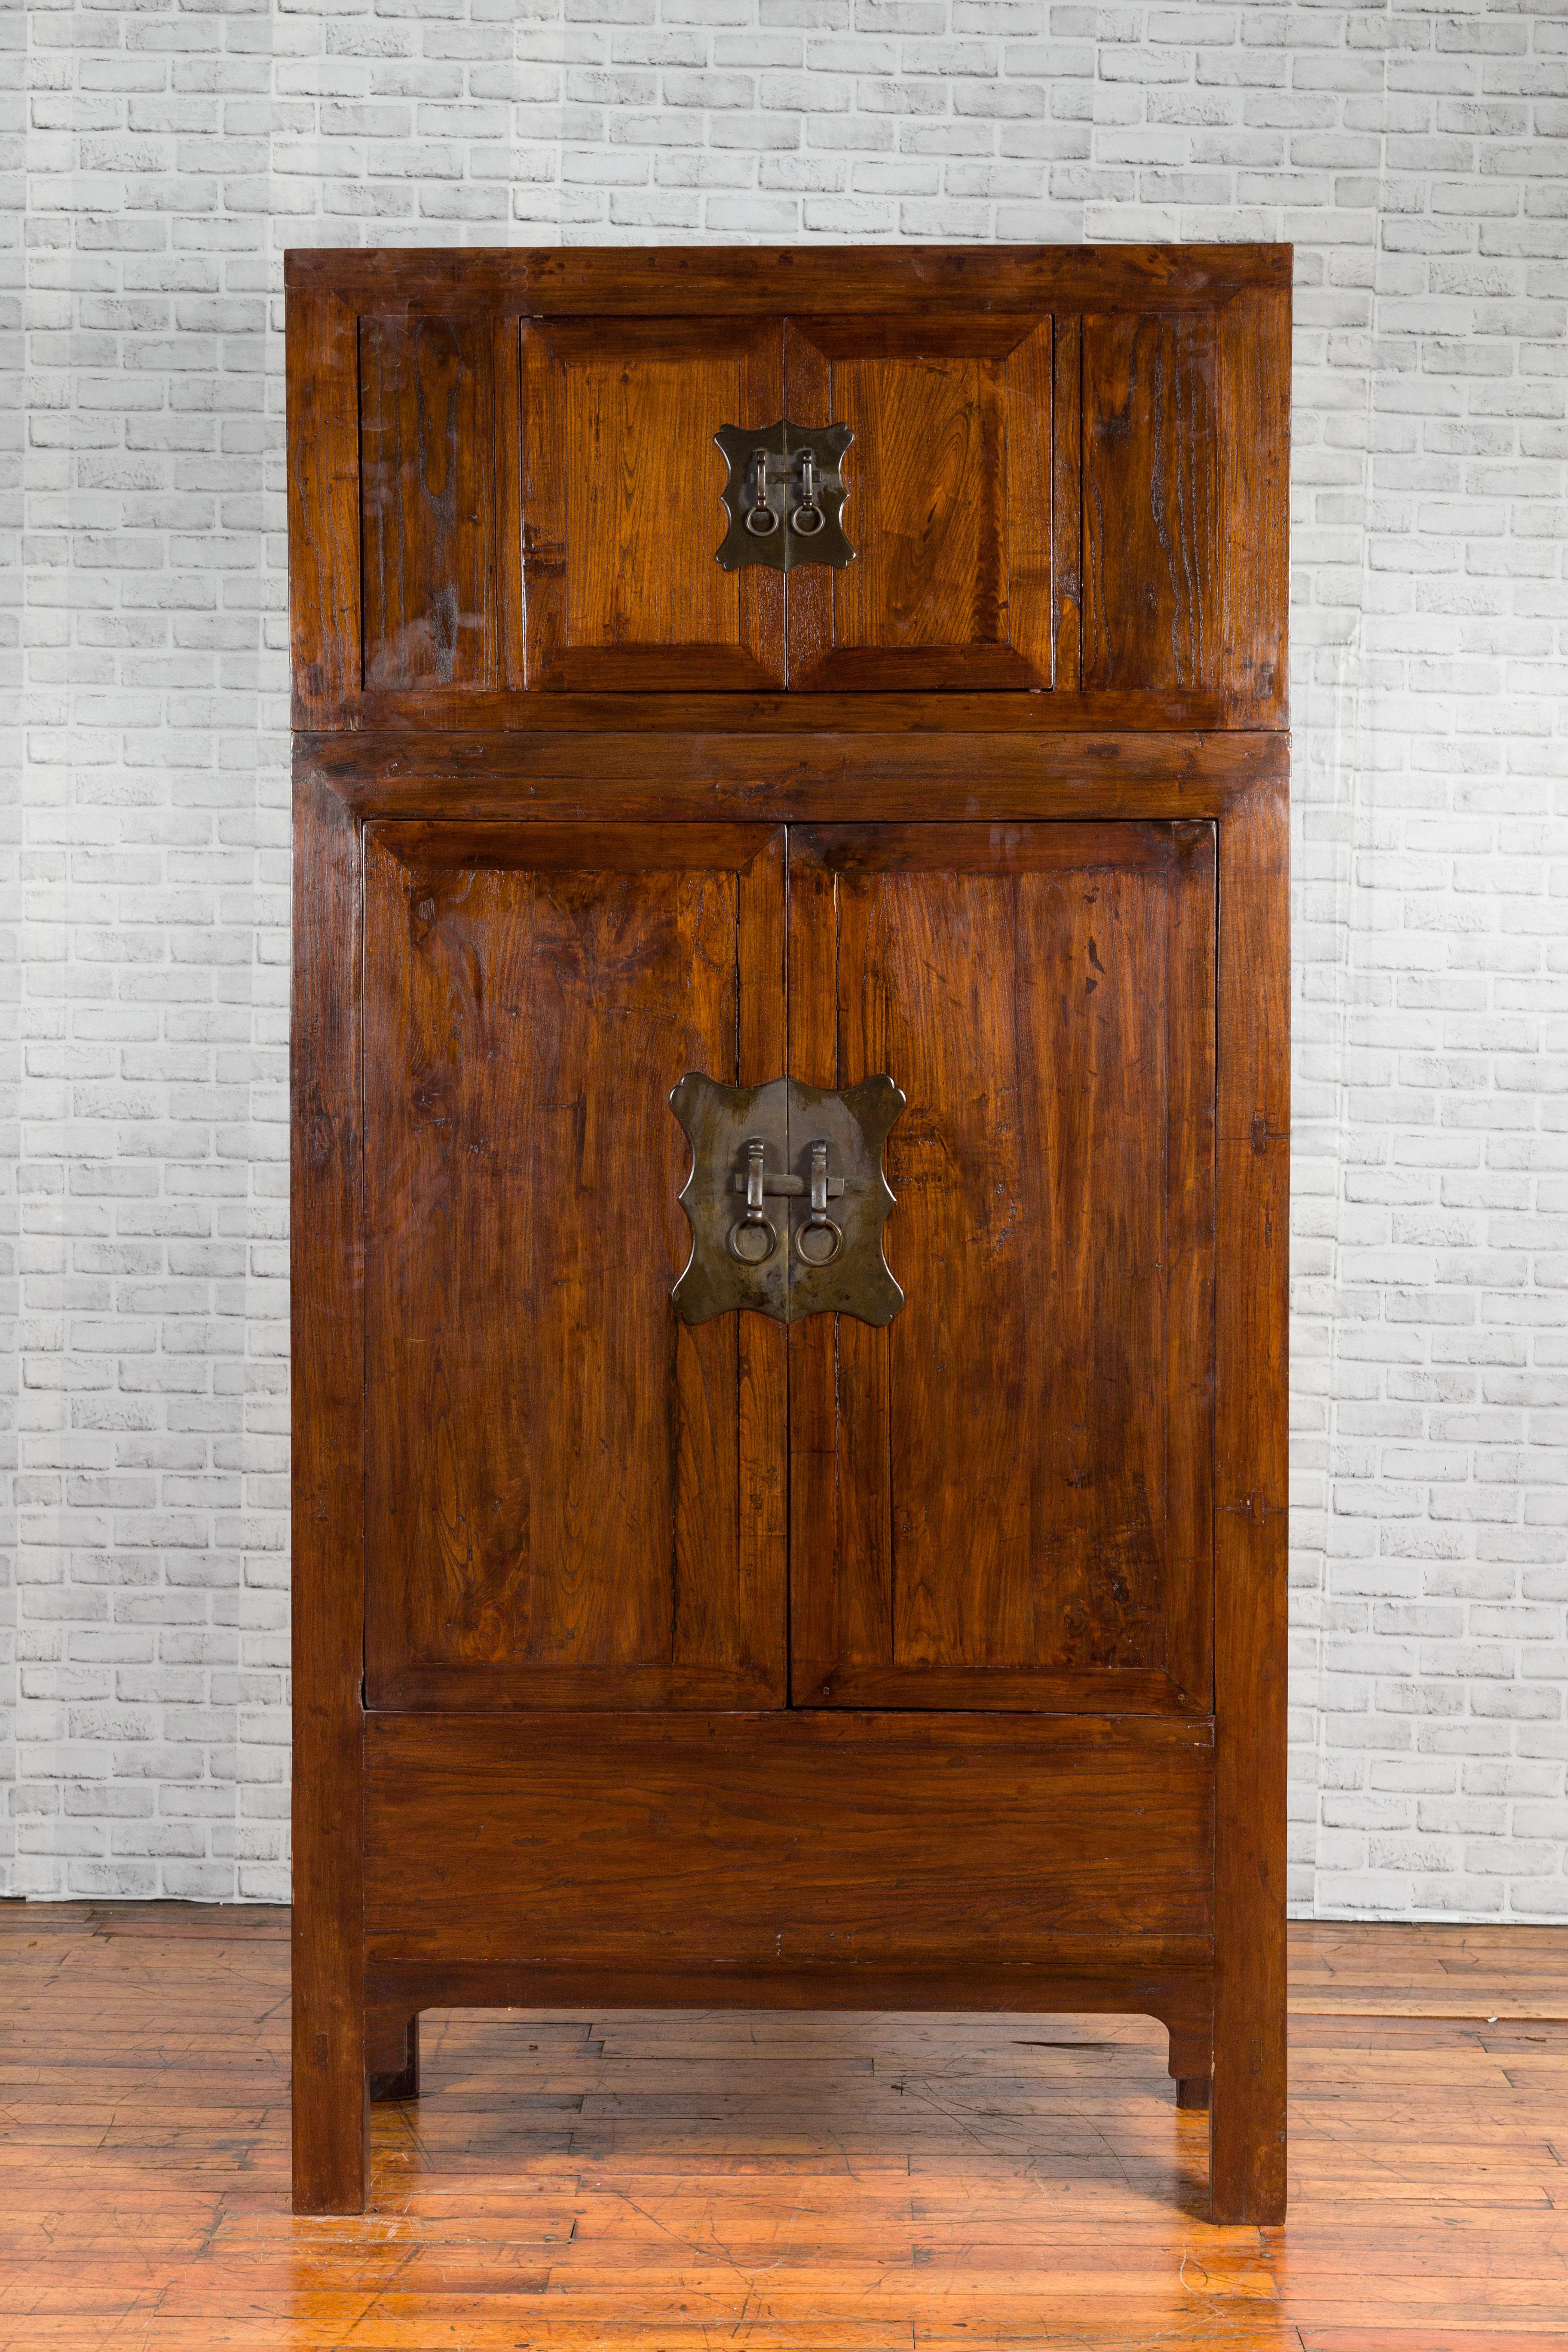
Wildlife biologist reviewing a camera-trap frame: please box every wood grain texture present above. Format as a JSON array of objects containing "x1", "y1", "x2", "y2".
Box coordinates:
[
  {"x1": 1210, "y1": 769, "x2": 1290, "y2": 2226},
  {"x1": 286, "y1": 286, "x2": 360, "y2": 728},
  {"x1": 302, "y1": 726, "x2": 1288, "y2": 824},
  {"x1": 290, "y1": 766, "x2": 368, "y2": 2215},
  {"x1": 288, "y1": 247, "x2": 1291, "y2": 727},
  {"x1": 521, "y1": 317, "x2": 785, "y2": 691},
  {"x1": 285, "y1": 240, "x2": 1294, "y2": 309},
  {"x1": 1081, "y1": 311, "x2": 1222, "y2": 695},
  {"x1": 788, "y1": 821, "x2": 1214, "y2": 1717},
  {"x1": 359, "y1": 312, "x2": 497, "y2": 691},
  {"x1": 494, "y1": 315, "x2": 527, "y2": 692},
  {"x1": 362, "y1": 1712, "x2": 1216, "y2": 1964},
  {"x1": 287, "y1": 245, "x2": 1291, "y2": 2229},
  {"x1": 1052, "y1": 312, "x2": 1082, "y2": 689},
  {"x1": 1219, "y1": 285, "x2": 1292, "y2": 717},
  {"x1": 785, "y1": 317, "x2": 1052, "y2": 689},
  {"x1": 5, "y1": 1909, "x2": 1565, "y2": 2349},
  {"x1": 361, "y1": 822, "x2": 786, "y2": 1712},
  {"x1": 349, "y1": 685, "x2": 1257, "y2": 731}
]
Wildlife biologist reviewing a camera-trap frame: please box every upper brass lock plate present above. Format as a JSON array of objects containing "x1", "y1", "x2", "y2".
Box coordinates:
[
  {"x1": 714, "y1": 421, "x2": 855, "y2": 573},
  {"x1": 670, "y1": 1072, "x2": 904, "y2": 1326}
]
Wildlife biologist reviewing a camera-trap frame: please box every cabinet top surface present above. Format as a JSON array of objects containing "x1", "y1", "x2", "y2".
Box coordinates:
[{"x1": 284, "y1": 240, "x2": 1293, "y2": 311}]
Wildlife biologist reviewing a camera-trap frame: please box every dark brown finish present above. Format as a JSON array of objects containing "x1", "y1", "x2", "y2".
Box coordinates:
[
  {"x1": 367, "y1": 2008, "x2": 419, "y2": 2103},
  {"x1": 287, "y1": 241, "x2": 1292, "y2": 308},
  {"x1": 285, "y1": 285, "x2": 359, "y2": 729},
  {"x1": 787, "y1": 821, "x2": 1214, "y2": 1716},
  {"x1": 359, "y1": 312, "x2": 497, "y2": 691},
  {"x1": 1051, "y1": 312, "x2": 1083, "y2": 689},
  {"x1": 289, "y1": 244, "x2": 1290, "y2": 2230},
  {"x1": 1211, "y1": 770, "x2": 1291, "y2": 2225},
  {"x1": 363, "y1": 1712, "x2": 1214, "y2": 1964},
  {"x1": 303, "y1": 724, "x2": 1288, "y2": 821},
  {"x1": 1082, "y1": 310, "x2": 1221, "y2": 693},
  {"x1": 361, "y1": 822, "x2": 786, "y2": 1712},
  {"x1": 784, "y1": 316, "x2": 1052, "y2": 689},
  {"x1": 521, "y1": 316, "x2": 785, "y2": 690},
  {"x1": 290, "y1": 766, "x2": 367, "y2": 2214},
  {"x1": 284, "y1": 245, "x2": 1291, "y2": 731},
  {"x1": 1221, "y1": 286, "x2": 1292, "y2": 711}
]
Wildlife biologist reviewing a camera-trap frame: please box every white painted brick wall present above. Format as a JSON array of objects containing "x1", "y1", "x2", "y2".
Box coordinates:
[{"x1": 9, "y1": 0, "x2": 1566, "y2": 1916}]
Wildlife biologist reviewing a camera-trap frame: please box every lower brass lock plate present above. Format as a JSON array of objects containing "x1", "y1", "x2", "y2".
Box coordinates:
[{"x1": 670, "y1": 1072, "x2": 905, "y2": 1326}]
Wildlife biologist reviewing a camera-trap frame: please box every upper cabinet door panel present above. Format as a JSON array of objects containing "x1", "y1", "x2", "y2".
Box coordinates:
[
  {"x1": 360, "y1": 314, "x2": 499, "y2": 692},
  {"x1": 521, "y1": 316, "x2": 786, "y2": 692},
  {"x1": 784, "y1": 317, "x2": 1054, "y2": 691}
]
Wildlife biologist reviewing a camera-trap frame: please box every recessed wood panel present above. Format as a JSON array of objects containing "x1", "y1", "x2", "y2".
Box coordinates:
[
  {"x1": 1081, "y1": 312, "x2": 1222, "y2": 694},
  {"x1": 521, "y1": 317, "x2": 785, "y2": 691},
  {"x1": 363, "y1": 1711, "x2": 1216, "y2": 1965},
  {"x1": 785, "y1": 317, "x2": 1053, "y2": 690},
  {"x1": 359, "y1": 314, "x2": 497, "y2": 692},
  {"x1": 361, "y1": 821, "x2": 786, "y2": 1709},
  {"x1": 788, "y1": 820, "x2": 1215, "y2": 1714}
]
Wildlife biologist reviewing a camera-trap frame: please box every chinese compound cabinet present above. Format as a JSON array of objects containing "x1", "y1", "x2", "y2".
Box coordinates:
[{"x1": 288, "y1": 244, "x2": 1291, "y2": 2224}]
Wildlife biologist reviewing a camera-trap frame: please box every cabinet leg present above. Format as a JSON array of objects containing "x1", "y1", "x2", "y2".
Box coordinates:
[
  {"x1": 292, "y1": 1991, "x2": 368, "y2": 2215},
  {"x1": 1166, "y1": 2021, "x2": 1212, "y2": 2116},
  {"x1": 369, "y1": 2011, "x2": 421, "y2": 2103},
  {"x1": 1209, "y1": 2031, "x2": 1287, "y2": 2224}
]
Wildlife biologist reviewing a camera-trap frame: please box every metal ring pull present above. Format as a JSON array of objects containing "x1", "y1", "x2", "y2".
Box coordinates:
[
  {"x1": 744, "y1": 451, "x2": 780, "y2": 536},
  {"x1": 796, "y1": 1139, "x2": 843, "y2": 1267},
  {"x1": 729, "y1": 1137, "x2": 779, "y2": 1262},
  {"x1": 790, "y1": 447, "x2": 826, "y2": 536}
]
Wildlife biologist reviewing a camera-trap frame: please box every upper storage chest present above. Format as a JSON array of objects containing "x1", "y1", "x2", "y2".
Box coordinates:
[{"x1": 286, "y1": 244, "x2": 1290, "y2": 732}]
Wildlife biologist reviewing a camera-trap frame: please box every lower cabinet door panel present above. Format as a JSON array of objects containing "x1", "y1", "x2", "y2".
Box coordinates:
[
  {"x1": 788, "y1": 820, "x2": 1216, "y2": 1716},
  {"x1": 362, "y1": 1711, "x2": 1215, "y2": 1968}
]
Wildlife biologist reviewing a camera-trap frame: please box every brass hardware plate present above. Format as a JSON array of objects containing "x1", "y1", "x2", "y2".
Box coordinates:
[
  {"x1": 714, "y1": 421, "x2": 855, "y2": 573},
  {"x1": 670, "y1": 1072, "x2": 905, "y2": 1326}
]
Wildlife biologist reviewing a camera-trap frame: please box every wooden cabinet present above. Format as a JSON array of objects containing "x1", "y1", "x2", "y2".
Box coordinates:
[{"x1": 289, "y1": 245, "x2": 1290, "y2": 2229}]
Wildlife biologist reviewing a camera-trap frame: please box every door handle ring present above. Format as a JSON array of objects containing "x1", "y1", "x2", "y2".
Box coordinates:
[
  {"x1": 730, "y1": 1214, "x2": 778, "y2": 1263},
  {"x1": 796, "y1": 1216, "x2": 842, "y2": 1265}
]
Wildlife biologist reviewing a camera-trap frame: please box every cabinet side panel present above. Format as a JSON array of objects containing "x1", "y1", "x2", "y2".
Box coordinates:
[
  {"x1": 291, "y1": 764, "x2": 367, "y2": 2213},
  {"x1": 1211, "y1": 773, "x2": 1289, "y2": 2223}
]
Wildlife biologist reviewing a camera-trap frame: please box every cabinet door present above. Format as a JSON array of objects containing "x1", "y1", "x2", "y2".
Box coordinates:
[
  {"x1": 521, "y1": 318, "x2": 785, "y2": 692},
  {"x1": 784, "y1": 317, "x2": 1054, "y2": 690},
  {"x1": 788, "y1": 821, "x2": 1215, "y2": 1713},
  {"x1": 362, "y1": 821, "x2": 786, "y2": 1709}
]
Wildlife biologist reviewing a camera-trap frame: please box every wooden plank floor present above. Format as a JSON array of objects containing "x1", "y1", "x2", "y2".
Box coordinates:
[{"x1": 2, "y1": 1909, "x2": 1566, "y2": 2349}]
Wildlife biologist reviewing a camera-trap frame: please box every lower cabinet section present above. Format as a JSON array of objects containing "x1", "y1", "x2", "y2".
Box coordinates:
[{"x1": 362, "y1": 1710, "x2": 1214, "y2": 1970}]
